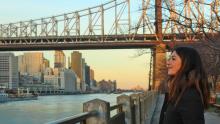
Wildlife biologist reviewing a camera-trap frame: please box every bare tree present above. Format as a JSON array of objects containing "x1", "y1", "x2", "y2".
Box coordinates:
[
  {"x1": 193, "y1": 44, "x2": 220, "y2": 92},
  {"x1": 160, "y1": 0, "x2": 220, "y2": 92},
  {"x1": 135, "y1": 0, "x2": 220, "y2": 91}
]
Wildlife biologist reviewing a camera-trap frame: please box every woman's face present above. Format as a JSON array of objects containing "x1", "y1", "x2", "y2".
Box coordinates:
[{"x1": 167, "y1": 51, "x2": 182, "y2": 76}]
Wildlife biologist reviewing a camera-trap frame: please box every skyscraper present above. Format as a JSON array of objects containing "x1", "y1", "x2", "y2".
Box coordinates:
[
  {"x1": 43, "y1": 58, "x2": 50, "y2": 68},
  {"x1": 68, "y1": 57, "x2": 71, "y2": 69},
  {"x1": 85, "y1": 64, "x2": 90, "y2": 90},
  {"x1": 71, "y1": 51, "x2": 82, "y2": 81},
  {"x1": 61, "y1": 69, "x2": 77, "y2": 93},
  {"x1": 90, "y1": 68, "x2": 95, "y2": 88},
  {"x1": 0, "y1": 53, "x2": 18, "y2": 89},
  {"x1": 18, "y1": 52, "x2": 44, "y2": 75},
  {"x1": 18, "y1": 55, "x2": 25, "y2": 74},
  {"x1": 81, "y1": 58, "x2": 86, "y2": 91},
  {"x1": 90, "y1": 69, "x2": 94, "y2": 81},
  {"x1": 54, "y1": 50, "x2": 66, "y2": 69}
]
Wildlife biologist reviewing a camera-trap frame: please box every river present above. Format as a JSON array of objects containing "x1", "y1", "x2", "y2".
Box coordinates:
[{"x1": 0, "y1": 93, "x2": 128, "y2": 124}]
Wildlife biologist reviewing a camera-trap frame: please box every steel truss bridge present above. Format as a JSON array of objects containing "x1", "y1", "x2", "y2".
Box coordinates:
[{"x1": 0, "y1": 0, "x2": 219, "y2": 51}]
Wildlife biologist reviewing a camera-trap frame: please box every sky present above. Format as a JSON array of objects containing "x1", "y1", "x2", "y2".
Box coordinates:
[{"x1": 0, "y1": 0, "x2": 152, "y2": 89}]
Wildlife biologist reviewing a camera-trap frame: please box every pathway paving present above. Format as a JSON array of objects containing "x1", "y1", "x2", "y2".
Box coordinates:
[{"x1": 205, "y1": 112, "x2": 220, "y2": 124}]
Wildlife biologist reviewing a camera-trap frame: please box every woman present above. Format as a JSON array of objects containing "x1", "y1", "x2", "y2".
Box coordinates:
[{"x1": 161, "y1": 46, "x2": 210, "y2": 124}]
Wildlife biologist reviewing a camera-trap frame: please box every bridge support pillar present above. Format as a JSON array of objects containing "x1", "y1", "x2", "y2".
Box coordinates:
[{"x1": 152, "y1": 44, "x2": 167, "y2": 91}]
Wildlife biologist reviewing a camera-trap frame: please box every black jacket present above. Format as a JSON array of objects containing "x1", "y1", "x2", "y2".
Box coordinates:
[{"x1": 161, "y1": 88, "x2": 204, "y2": 124}]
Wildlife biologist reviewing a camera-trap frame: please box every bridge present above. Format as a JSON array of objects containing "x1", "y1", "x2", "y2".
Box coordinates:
[{"x1": 0, "y1": 0, "x2": 219, "y2": 51}]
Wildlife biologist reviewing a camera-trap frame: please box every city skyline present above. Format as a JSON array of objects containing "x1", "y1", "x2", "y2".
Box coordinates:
[
  {"x1": 13, "y1": 50, "x2": 151, "y2": 89},
  {"x1": 0, "y1": 0, "x2": 151, "y2": 89}
]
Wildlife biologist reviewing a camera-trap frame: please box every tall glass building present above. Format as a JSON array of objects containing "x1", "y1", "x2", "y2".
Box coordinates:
[{"x1": 0, "y1": 53, "x2": 18, "y2": 89}]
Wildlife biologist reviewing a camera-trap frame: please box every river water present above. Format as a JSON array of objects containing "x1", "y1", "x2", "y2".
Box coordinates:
[{"x1": 0, "y1": 93, "x2": 127, "y2": 124}]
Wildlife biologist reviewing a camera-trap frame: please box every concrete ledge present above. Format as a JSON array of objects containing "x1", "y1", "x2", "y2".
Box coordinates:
[{"x1": 150, "y1": 94, "x2": 165, "y2": 124}]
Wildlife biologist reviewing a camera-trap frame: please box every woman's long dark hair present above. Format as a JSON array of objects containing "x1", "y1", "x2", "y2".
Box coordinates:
[{"x1": 168, "y1": 46, "x2": 210, "y2": 109}]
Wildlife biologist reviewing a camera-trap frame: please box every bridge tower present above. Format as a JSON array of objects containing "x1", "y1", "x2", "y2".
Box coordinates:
[
  {"x1": 152, "y1": 44, "x2": 167, "y2": 90},
  {"x1": 152, "y1": 0, "x2": 167, "y2": 90}
]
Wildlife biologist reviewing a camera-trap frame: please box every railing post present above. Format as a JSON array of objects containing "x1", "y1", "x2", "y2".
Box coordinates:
[
  {"x1": 83, "y1": 99, "x2": 110, "y2": 124},
  {"x1": 131, "y1": 94, "x2": 141, "y2": 124},
  {"x1": 117, "y1": 95, "x2": 133, "y2": 124},
  {"x1": 142, "y1": 91, "x2": 158, "y2": 124},
  {"x1": 139, "y1": 93, "x2": 145, "y2": 124},
  {"x1": 144, "y1": 93, "x2": 148, "y2": 124},
  {"x1": 145, "y1": 92, "x2": 152, "y2": 124}
]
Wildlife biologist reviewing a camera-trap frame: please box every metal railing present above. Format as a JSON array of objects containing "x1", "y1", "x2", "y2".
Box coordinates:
[
  {"x1": 47, "y1": 91, "x2": 159, "y2": 124},
  {"x1": 47, "y1": 111, "x2": 97, "y2": 124}
]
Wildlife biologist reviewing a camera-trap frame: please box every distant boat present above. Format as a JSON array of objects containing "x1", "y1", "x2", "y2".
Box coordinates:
[{"x1": 8, "y1": 93, "x2": 38, "y2": 101}]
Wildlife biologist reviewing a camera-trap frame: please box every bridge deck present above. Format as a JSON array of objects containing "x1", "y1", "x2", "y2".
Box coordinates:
[{"x1": 0, "y1": 33, "x2": 211, "y2": 51}]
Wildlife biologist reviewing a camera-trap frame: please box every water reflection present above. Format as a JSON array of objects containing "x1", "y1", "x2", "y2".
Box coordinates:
[{"x1": 0, "y1": 93, "x2": 128, "y2": 124}]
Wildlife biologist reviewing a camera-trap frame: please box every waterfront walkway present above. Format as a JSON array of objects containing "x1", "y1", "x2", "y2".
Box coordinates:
[
  {"x1": 205, "y1": 112, "x2": 220, "y2": 124},
  {"x1": 151, "y1": 94, "x2": 220, "y2": 124}
]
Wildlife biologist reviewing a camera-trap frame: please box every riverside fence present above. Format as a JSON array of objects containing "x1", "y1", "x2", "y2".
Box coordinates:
[{"x1": 48, "y1": 91, "x2": 159, "y2": 124}]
